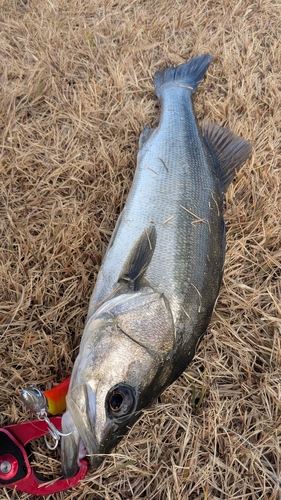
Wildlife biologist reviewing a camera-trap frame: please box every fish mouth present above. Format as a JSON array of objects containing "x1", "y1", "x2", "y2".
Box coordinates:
[
  {"x1": 61, "y1": 380, "x2": 104, "y2": 477},
  {"x1": 61, "y1": 410, "x2": 90, "y2": 478},
  {"x1": 61, "y1": 421, "x2": 104, "y2": 477}
]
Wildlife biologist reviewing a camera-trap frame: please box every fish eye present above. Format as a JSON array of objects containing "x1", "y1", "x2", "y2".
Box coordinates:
[
  {"x1": 107, "y1": 384, "x2": 135, "y2": 418},
  {"x1": 109, "y1": 392, "x2": 123, "y2": 412}
]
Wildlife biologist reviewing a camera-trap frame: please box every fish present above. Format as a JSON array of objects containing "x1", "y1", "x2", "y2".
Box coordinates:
[{"x1": 61, "y1": 54, "x2": 252, "y2": 477}]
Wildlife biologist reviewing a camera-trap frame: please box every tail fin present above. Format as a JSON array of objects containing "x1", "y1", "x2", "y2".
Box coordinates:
[{"x1": 153, "y1": 54, "x2": 213, "y2": 98}]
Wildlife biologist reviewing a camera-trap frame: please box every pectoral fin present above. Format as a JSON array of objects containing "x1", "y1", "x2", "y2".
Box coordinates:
[{"x1": 118, "y1": 225, "x2": 157, "y2": 291}]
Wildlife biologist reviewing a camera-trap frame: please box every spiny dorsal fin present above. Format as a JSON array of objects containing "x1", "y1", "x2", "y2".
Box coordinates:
[
  {"x1": 118, "y1": 225, "x2": 157, "y2": 291},
  {"x1": 202, "y1": 121, "x2": 252, "y2": 193}
]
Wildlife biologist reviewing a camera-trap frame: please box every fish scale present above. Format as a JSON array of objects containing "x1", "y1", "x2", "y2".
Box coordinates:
[
  {"x1": 90, "y1": 85, "x2": 220, "y2": 336},
  {"x1": 61, "y1": 54, "x2": 252, "y2": 478}
]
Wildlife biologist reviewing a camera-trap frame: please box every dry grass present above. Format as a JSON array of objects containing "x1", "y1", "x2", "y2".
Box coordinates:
[{"x1": 0, "y1": 0, "x2": 280, "y2": 499}]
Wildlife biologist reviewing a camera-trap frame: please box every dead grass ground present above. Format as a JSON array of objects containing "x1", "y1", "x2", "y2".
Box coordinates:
[{"x1": 0, "y1": 0, "x2": 280, "y2": 499}]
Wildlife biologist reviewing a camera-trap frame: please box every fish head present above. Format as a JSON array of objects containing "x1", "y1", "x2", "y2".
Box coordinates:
[{"x1": 61, "y1": 289, "x2": 175, "y2": 477}]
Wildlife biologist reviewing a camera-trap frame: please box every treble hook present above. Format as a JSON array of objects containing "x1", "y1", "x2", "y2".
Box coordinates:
[
  {"x1": 21, "y1": 385, "x2": 72, "y2": 450},
  {"x1": 35, "y1": 412, "x2": 72, "y2": 450}
]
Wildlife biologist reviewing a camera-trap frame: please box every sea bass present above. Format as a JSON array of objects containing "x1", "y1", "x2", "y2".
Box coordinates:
[{"x1": 61, "y1": 54, "x2": 252, "y2": 477}]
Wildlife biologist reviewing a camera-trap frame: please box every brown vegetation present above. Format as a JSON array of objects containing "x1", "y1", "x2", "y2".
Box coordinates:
[{"x1": 0, "y1": 0, "x2": 280, "y2": 499}]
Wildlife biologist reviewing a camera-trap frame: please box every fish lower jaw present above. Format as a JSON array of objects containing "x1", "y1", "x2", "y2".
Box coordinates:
[
  {"x1": 76, "y1": 434, "x2": 105, "y2": 468},
  {"x1": 78, "y1": 439, "x2": 88, "y2": 460},
  {"x1": 88, "y1": 454, "x2": 105, "y2": 468}
]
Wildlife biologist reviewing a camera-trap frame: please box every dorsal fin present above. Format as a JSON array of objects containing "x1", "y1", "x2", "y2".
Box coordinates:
[
  {"x1": 202, "y1": 121, "x2": 252, "y2": 193},
  {"x1": 118, "y1": 225, "x2": 157, "y2": 291}
]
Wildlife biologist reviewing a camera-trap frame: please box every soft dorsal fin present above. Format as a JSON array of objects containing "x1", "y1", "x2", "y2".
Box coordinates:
[
  {"x1": 118, "y1": 225, "x2": 157, "y2": 291},
  {"x1": 202, "y1": 121, "x2": 252, "y2": 193}
]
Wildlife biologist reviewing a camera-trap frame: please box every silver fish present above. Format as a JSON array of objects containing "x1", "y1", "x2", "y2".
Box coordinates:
[{"x1": 61, "y1": 54, "x2": 252, "y2": 477}]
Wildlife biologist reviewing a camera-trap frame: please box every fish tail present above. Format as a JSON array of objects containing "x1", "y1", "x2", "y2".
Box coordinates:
[{"x1": 153, "y1": 54, "x2": 213, "y2": 98}]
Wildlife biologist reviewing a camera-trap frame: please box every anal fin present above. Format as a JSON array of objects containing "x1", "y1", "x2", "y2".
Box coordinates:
[{"x1": 139, "y1": 125, "x2": 155, "y2": 148}]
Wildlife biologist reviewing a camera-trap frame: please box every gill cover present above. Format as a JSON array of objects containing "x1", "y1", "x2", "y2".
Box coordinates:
[{"x1": 62, "y1": 289, "x2": 175, "y2": 476}]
